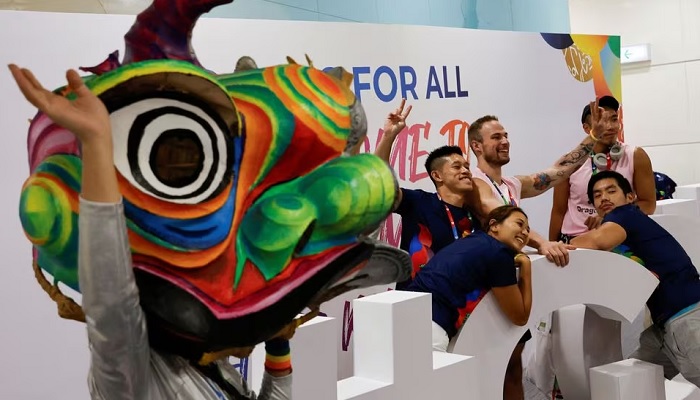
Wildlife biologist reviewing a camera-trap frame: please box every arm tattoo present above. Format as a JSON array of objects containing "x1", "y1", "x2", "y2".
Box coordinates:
[
  {"x1": 525, "y1": 141, "x2": 593, "y2": 195},
  {"x1": 533, "y1": 172, "x2": 553, "y2": 191},
  {"x1": 557, "y1": 143, "x2": 593, "y2": 167}
]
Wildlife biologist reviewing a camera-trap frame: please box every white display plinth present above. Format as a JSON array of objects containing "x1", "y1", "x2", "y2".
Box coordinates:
[
  {"x1": 254, "y1": 291, "x2": 475, "y2": 399},
  {"x1": 341, "y1": 291, "x2": 475, "y2": 399},
  {"x1": 666, "y1": 377, "x2": 700, "y2": 400},
  {"x1": 291, "y1": 316, "x2": 339, "y2": 399},
  {"x1": 590, "y1": 359, "x2": 665, "y2": 400},
  {"x1": 673, "y1": 184, "x2": 700, "y2": 216},
  {"x1": 450, "y1": 249, "x2": 659, "y2": 399},
  {"x1": 552, "y1": 304, "x2": 623, "y2": 400},
  {"x1": 655, "y1": 199, "x2": 699, "y2": 216}
]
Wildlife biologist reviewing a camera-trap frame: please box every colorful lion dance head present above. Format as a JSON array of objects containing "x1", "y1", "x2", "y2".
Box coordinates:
[{"x1": 18, "y1": 0, "x2": 409, "y2": 359}]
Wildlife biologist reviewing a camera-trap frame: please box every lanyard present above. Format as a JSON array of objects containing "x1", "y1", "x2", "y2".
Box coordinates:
[
  {"x1": 437, "y1": 194, "x2": 474, "y2": 240},
  {"x1": 486, "y1": 176, "x2": 517, "y2": 206}
]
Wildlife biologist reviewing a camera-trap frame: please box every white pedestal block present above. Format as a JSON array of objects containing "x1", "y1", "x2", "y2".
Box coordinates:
[
  {"x1": 450, "y1": 249, "x2": 659, "y2": 399},
  {"x1": 673, "y1": 184, "x2": 700, "y2": 203},
  {"x1": 250, "y1": 291, "x2": 475, "y2": 400},
  {"x1": 655, "y1": 199, "x2": 699, "y2": 217},
  {"x1": 666, "y1": 377, "x2": 700, "y2": 400},
  {"x1": 344, "y1": 290, "x2": 476, "y2": 399},
  {"x1": 552, "y1": 305, "x2": 623, "y2": 400},
  {"x1": 590, "y1": 359, "x2": 665, "y2": 400},
  {"x1": 291, "y1": 316, "x2": 339, "y2": 399},
  {"x1": 249, "y1": 315, "x2": 339, "y2": 399}
]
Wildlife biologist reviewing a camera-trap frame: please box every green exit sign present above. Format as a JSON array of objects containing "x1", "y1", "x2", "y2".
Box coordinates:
[{"x1": 621, "y1": 44, "x2": 651, "y2": 65}]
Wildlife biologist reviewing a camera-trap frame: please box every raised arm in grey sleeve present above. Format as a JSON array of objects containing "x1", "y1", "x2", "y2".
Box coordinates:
[
  {"x1": 217, "y1": 362, "x2": 293, "y2": 400},
  {"x1": 257, "y1": 372, "x2": 293, "y2": 400},
  {"x1": 78, "y1": 198, "x2": 151, "y2": 399}
]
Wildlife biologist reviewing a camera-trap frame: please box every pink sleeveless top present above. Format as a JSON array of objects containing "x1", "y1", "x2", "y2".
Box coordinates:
[
  {"x1": 471, "y1": 165, "x2": 522, "y2": 206},
  {"x1": 561, "y1": 143, "x2": 636, "y2": 236}
]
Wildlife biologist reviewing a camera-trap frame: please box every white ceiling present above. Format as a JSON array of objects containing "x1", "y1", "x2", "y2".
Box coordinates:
[{"x1": 0, "y1": 0, "x2": 151, "y2": 14}]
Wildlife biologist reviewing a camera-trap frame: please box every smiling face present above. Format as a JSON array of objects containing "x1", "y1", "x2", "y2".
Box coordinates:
[
  {"x1": 591, "y1": 177, "x2": 635, "y2": 216},
  {"x1": 473, "y1": 120, "x2": 510, "y2": 166},
  {"x1": 488, "y1": 210, "x2": 530, "y2": 252},
  {"x1": 431, "y1": 153, "x2": 474, "y2": 194}
]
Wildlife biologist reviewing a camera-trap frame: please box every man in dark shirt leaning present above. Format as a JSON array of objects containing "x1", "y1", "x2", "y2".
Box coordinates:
[{"x1": 571, "y1": 170, "x2": 700, "y2": 387}]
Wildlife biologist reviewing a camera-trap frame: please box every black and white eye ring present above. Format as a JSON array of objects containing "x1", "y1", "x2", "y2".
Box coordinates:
[{"x1": 110, "y1": 95, "x2": 232, "y2": 204}]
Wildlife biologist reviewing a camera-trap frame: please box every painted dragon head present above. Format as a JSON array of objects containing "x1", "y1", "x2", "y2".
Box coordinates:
[{"x1": 19, "y1": 0, "x2": 409, "y2": 360}]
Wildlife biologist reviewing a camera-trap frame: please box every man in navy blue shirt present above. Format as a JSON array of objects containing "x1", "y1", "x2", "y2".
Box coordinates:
[
  {"x1": 391, "y1": 148, "x2": 480, "y2": 288},
  {"x1": 375, "y1": 100, "x2": 480, "y2": 290},
  {"x1": 571, "y1": 170, "x2": 700, "y2": 387}
]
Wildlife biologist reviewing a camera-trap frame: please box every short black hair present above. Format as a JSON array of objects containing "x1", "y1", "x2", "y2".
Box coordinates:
[
  {"x1": 424, "y1": 145, "x2": 464, "y2": 184},
  {"x1": 587, "y1": 170, "x2": 633, "y2": 204}
]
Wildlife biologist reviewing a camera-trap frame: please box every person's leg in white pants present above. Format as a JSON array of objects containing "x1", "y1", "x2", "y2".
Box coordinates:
[{"x1": 432, "y1": 321, "x2": 449, "y2": 352}]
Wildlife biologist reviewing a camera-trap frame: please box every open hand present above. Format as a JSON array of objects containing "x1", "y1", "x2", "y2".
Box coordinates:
[
  {"x1": 584, "y1": 215, "x2": 604, "y2": 230},
  {"x1": 538, "y1": 240, "x2": 576, "y2": 267},
  {"x1": 382, "y1": 98, "x2": 412, "y2": 138},
  {"x1": 272, "y1": 308, "x2": 320, "y2": 340},
  {"x1": 588, "y1": 98, "x2": 618, "y2": 140},
  {"x1": 9, "y1": 65, "x2": 110, "y2": 144}
]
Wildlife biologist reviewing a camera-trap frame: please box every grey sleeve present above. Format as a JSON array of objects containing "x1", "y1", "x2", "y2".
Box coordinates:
[
  {"x1": 78, "y1": 198, "x2": 151, "y2": 399},
  {"x1": 257, "y1": 372, "x2": 292, "y2": 400},
  {"x1": 216, "y1": 363, "x2": 292, "y2": 400}
]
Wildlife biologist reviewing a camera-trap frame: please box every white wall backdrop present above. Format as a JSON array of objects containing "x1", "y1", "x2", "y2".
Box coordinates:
[
  {"x1": 570, "y1": 0, "x2": 700, "y2": 185},
  {"x1": 0, "y1": 10, "x2": 615, "y2": 398}
]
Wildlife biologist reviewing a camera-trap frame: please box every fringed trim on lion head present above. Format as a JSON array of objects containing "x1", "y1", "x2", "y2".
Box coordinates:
[
  {"x1": 33, "y1": 259, "x2": 319, "y2": 363},
  {"x1": 33, "y1": 262, "x2": 85, "y2": 323}
]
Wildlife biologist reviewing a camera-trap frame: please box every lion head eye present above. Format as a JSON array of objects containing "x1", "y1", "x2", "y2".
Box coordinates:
[
  {"x1": 109, "y1": 93, "x2": 234, "y2": 204},
  {"x1": 77, "y1": 62, "x2": 241, "y2": 205}
]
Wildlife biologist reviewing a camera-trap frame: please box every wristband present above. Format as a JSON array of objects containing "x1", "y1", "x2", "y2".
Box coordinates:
[
  {"x1": 514, "y1": 253, "x2": 530, "y2": 262},
  {"x1": 265, "y1": 338, "x2": 291, "y2": 372}
]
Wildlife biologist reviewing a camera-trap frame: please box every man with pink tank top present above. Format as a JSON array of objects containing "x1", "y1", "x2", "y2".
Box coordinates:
[
  {"x1": 538, "y1": 96, "x2": 656, "y2": 398},
  {"x1": 549, "y1": 96, "x2": 656, "y2": 244}
]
